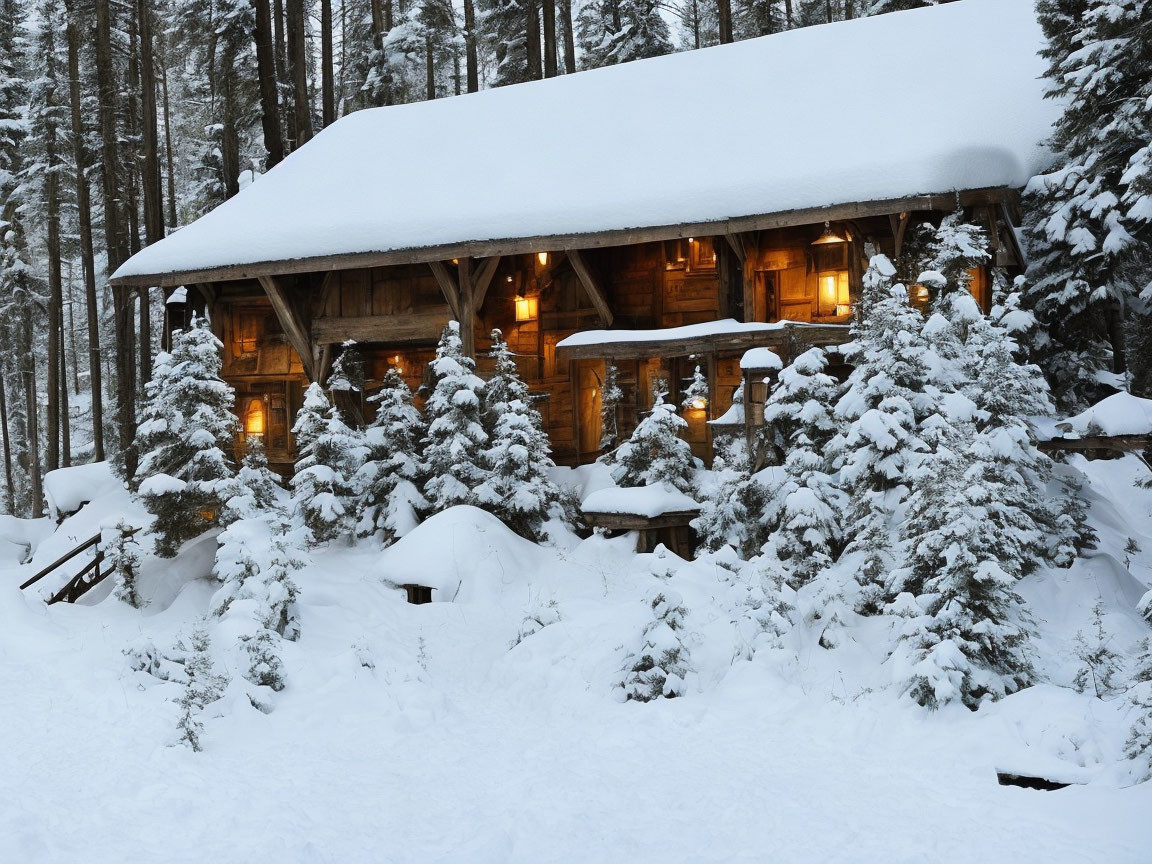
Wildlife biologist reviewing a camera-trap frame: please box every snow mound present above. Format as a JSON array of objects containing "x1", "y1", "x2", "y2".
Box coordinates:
[
  {"x1": 740, "y1": 346, "x2": 784, "y2": 371},
  {"x1": 1059, "y1": 392, "x2": 1152, "y2": 438},
  {"x1": 0, "y1": 515, "x2": 53, "y2": 567},
  {"x1": 43, "y1": 461, "x2": 122, "y2": 521},
  {"x1": 375, "y1": 505, "x2": 547, "y2": 602},
  {"x1": 582, "y1": 484, "x2": 701, "y2": 518}
]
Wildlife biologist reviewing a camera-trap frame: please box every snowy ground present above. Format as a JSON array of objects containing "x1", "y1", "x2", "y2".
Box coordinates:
[{"x1": 2, "y1": 459, "x2": 1152, "y2": 862}]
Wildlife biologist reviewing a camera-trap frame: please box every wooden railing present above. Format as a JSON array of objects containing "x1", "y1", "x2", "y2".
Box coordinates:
[{"x1": 19, "y1": 528, "x2": 139, "y2": 605}]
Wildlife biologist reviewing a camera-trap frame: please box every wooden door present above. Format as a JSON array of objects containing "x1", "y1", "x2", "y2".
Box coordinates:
[{"x1": 576, "y1": 360, "x2": 604, "y2": 461}]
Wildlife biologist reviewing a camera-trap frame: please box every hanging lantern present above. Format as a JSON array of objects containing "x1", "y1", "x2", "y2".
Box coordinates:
[{"x1": 811, "y1": 221, "x2": 847, "y2": 246}]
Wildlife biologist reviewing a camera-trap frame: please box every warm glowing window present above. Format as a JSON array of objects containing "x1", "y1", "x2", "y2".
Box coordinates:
[
  {"x1": 665, "y1": 237, "x2": 717, "y2": 272},
  {"x1": 234, "y1": 312, "x2": 261, "y2": 357},
  {"x1": 244, "y1": 398, "x2": 265, "y2": 438},
  {"x1": 515, "y1": 295, "x2": 539, "y2": 322}
]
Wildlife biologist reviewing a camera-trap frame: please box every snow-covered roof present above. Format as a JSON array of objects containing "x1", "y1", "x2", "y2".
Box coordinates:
[{"x1": 111, "y1": 0, "x2": 1056, "y2": 286}]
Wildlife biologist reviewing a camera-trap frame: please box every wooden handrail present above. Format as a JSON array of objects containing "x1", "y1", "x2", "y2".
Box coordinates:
[
  {"x1": 47, "y1": 552, "x2": 104, "y2": 605},
  {"x1": 19, "y1": 533, "x2": 101, "y2": 590}
]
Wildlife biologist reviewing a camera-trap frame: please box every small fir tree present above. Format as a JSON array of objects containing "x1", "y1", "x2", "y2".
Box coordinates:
[
  {"x1": 476, "y1": 330, "x2": 562, "y2": 540},
  {"x1": 711, "y1": 385, "x2": 749, "y2": 472},
  {"x1": 104, "y1": 521, "x2": 143, "y2": 609},
  {"x1": 225, "y1": 438, "x2": 284, "y2": 521},
  {"x1": 1071, "y1": 598, "x2": 1123, "y2": 698},
  {"x1": 175, "y1": 624, "x2": 227, "y2": 752},
  {"x1": 133, "y1": 316, "x2": 240, "y2": 557},
  {"x1": 357, "y1": 367, "x2": 427, "y2": 545},
  {"x1": 680, "y1": 365, "x2": 708, "y2": 412},
  {"x1": 1125, "y1": 638, "x2": 1152, "y2": 781},
  {"x1": 600, "y1": 362, "x2": 624, "y2": 451},
  {"x1": 290, "y1": 383, "x2": 364, "y2": 544},
  {"x1": 577, "y1": 0, "x2": 673, "y2": 68},
  {"x1": 422, "y1": 322, "x2": 489, "y2": 512},
  {"x1": 918, "y1": 211, "x2": 991, "y2": 310},
  {"x1": 692, "y1": 469, "x2": 769, "y2": 560},
  {"x1": 609, "y1": 393, "x2": 698, "y2": 494},
  {"x1": 619, "y1": 591, "x2": 692, "y2": 702}
]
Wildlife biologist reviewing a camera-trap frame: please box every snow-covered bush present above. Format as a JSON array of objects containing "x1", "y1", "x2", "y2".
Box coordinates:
[
  {"x1": 102, "y1": 520, "x2": 143, "y2": 608},
  {"x1": 476, "y1": 330, "x2": 563, "y2": 541},
  {"x1": 692, "y1": 468, "x2": 769, "y2": 560},
  {"x1": 357, "y1": 366, "x2": 427, "y2": 546},
  {"x1": 175, "y1": 625, "x2": 227, "y2": 752},
  {"x1": 608, "y1": 393, "x2": 698, "y2": 494},
  {"x1": 422, "y1": 321, "x2": 489, "y2": 512},
  {"x1": 1126, "y1": 639, "x2": 1152, "y2": 781},
  {"x1": 211, "y1": 518, "x2": 304, "y2": 640},
  {"x1": 133, "y1": 316, "x2": 239, "y2": 557},
  {"x1": 619, "y1": 590, "x2": 692, "y2": 702},
  {"x1": 225, "y1": 438, "x2": 284, "y2": 522},
  {"x1": 290, "y1": 383, "x2": 364, "y2": 544},
  {"x1": 512, "y1": 597, "x2": 562, "y2": 648}
]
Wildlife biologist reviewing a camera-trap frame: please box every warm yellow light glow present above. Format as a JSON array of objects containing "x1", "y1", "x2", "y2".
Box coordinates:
[
  {"x1": 506, "y1": 275, "x2": 513, "y2": 283},
  {"x1": 836, "y1": 271, "x2": 850, "y2": 305},
  {"x1": 244, "y1": 398, "x2": 265, "y2": 437},
  {"x1": 812, "y1": 221, "x2": 848, "y2": 246},
  {"x1": 537, "y1": 251, "x2": 549, "y2": 267},
  {"x1": 451, "y1": 258, "x2": 459, "y2": 265},
  {"x1": 199, "y1": 508, "x2": 217, "y2": 522},
  {"x1": 392, "y1": 355, "x2": 401, "y2": 364},
  {"x1": 819, "y1": 274, "x2": 838, "y2": 311},
  {"x1": 515, "y1": 295, "x2": 538, "y2": 322},
  {"x1": 687, "y1": 237, "x2": 694, "y2": 244},
  {"x1": 689, "y1": 397, "x2": 707, "y2": 411}
]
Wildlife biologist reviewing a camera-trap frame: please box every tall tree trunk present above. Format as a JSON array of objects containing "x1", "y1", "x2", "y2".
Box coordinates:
[
  {"x1": 64, "y1": 0, "x2": 104, "y2": 463},
  {"x1": 160, "y1": 56, "x2": 178, "y2": 229},
  {"x1": 220, "y1": 57, "x2": 242, "y2": 199},
  {"x1": 276, "y1": 0, "x2": 296, "y2": 146},
  {"x1": 560, "y1": 0, "x2": 575, "y2": 73},
  {"x1": 46, "y1": 144, "x2": 62, "y2": 473},
  {"x1": 424, "y1": 34, "x2": 435, "y2": 100},
  {"x1": 784, "y1": 0, "x2": 793, "y2": 28},
  {"x1": 287, "y1": 0, "x2": 313, "y2": 144},
  {"x1": 126, "y1": 13, "x2": 142, "y2": 255},
  {"x1": 463, "y1": 0, "x2": 478, "y2": 92},
  {"x1": 138, "y1": 0, "x2": 163, "y2": 246},
  {"x1": 718, "y1": 0, "x2": 733, "y2": 43},
  {"x1": 139, "y1": 287, "x2": 152, "y2": 394},
  {"x1": 22, "y1": 310, "x2": 42, "y2": 518},
  {"x1": 0, "y1": 366, "x2": 13, "y2": 514},
  {"x1": 542, "y1": 0, "x2": 556, "y2": 78},
  {"x1": 58, "y1": 302, "x2": 71, "y2": 467},
  {"x1": 320, "y1": 0, "x2": 335, "y2": 126},
  {"x1": 526, "y1": 0, "x2": 542, "y2": 80},
  {"x1": 253, "y1": 0, "x2": 285, "y2": 166}
]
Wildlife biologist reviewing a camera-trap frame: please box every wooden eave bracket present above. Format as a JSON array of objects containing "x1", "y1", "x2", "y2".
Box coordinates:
[
  {"x1": 258, "y1": 274, "x2": 318, "y2": 381},
  {"x1": 567, "y1": 249, "x2": 614, "y2": 327}
]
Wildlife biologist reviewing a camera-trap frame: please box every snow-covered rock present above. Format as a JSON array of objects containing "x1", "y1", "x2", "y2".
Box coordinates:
[{"x1": 43, "y1": 461, "x2": 121, "y2": 521}]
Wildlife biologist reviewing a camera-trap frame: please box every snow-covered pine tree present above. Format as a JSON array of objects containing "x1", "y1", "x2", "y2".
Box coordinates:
[
  {"x1": 692, "y1": 467, "x2": 769, "y2": 559},
  {"x1": 711, "y1": 385, "x2": 748, "y2": 471},
  {"x1": 600, "y1": 361, "x2": 624, "y2": 451},
  {"x1": 225, "y1": 437, "x2": 284, "y2": 521},
  {"x1": 891, "y1": 425, "x2": 1034, "y2": 710},
  {"x1": 479, "y1": 0, "x2": 532, "y2": 85},
  {"x1": 681, "y1": 364, "x2": 708, "y2": 412},
  {"x1": 357, "y1": 366, "x2": 427, "y2": 545},
  {"x1": 175, "y1": 624, "x2": 227, "y2": 752},
  {"x1": 290, "y1": 383, "x2": 363, "y2": 544},
  {"x1": 619, "y1": 591, "x2": 691, "y2": 702},
  {"x1": 1022, "y1": 0, "x2": 1152, "y2": 410},
  {"x1": 133, "y1": 316, "x2": 240, "y2": 558},
  {"x1": 762, "y1": 348, "x2": 845, "y2": 587},
  {"x1": 1052, "y1": 473, "x2": 1099, "y2": 566},
  {"x1": 1126, "y1": 638, "x2": 1152, "y2": 781},
  {"x1": 423, "y1": 321, "x2": 489, "y2": 512},
  {"x1": 476, "y1": 330, "x2": 561, "y2": 540},
  {"x1": 577, "y1": 0, "x2": 673, "y2": 68},
  {"x1": 1071, "y1": 598, "x2": 1123, "y2": 697},
  {"x1": 103, "y1": 520, "x2": 143, "y2": 608},
  {"x1": 609, "y1": 392, "x2": 698, "y2": 494},
  {"x1": 918, "y1": 210, "x2": 991, "y2": 311},
  {"x1": 326, "y1": 340, "x2": 365, "y2": 395}
]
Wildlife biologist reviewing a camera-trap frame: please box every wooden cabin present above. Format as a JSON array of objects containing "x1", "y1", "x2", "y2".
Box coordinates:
[{"x1": 110, "y1": 0, "x2": 1057, "y2": 476}]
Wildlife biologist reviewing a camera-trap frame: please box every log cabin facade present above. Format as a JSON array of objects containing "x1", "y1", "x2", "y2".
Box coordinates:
[{"x1": 110, "y1": 0, "x2": 1056, "y2": 475}]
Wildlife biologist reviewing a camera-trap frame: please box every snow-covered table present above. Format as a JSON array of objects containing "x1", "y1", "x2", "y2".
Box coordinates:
[{"x1": 581, "y1": 485, "x2": 701, "y2": 556}]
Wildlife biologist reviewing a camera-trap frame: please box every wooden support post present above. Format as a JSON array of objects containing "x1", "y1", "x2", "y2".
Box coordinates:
[
  {"x1": 258, "y1": 274, "x2": 317, "y2": 381},
  {"x1": 428, "y1": 260, "x2": 461, "y2": 319},
  {"x1": 705, "y1": 352, "x2": 717, "y2": 466},
  {"x1": 568, "y1": 249, "x2": 613, "y2": 327},
  {"x1": 458, "y1": 257, "x2": 475, "y2": 358},
  {"x1": 891, "y1": 211, "x2": 910, "y2": 260},
  {"x1": 472, "y1": 255, "x2": 502, "y2": 311}
]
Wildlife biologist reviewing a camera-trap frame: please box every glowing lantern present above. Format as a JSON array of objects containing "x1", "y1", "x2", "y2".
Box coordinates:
[
  {"x1": 688, "y1": 396, "x2": 707, "y2": 411},
  {"x1": 244, "y1": 398, "x2": 265, "y2": 438},
  {"x1": 515, "y1": 295, "x2": 538, "y2": 322},
  {"x1": 811, "y1": 221, "x2": 848, "y2": 246},
  {"x1": 537, "y1": 251, "x2": 549, "y2": 267}
]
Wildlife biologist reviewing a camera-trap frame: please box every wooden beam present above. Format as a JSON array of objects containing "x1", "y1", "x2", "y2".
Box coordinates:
[
  {"x1": 568, "y1": 249, "x2": 614, "y2": 327},
  {"x1": 258, "y1": 275, "x2": 316, "y2": 380},
  {"x1": 315, "y1": 270, "x2": 339, "y2": 317},
  {"x1": 557, "y1": 323, "x2": 849, "y2": 361},
  {"x1": 472, "y1": 255, "x2": 502, "y2": 311},
  {"x1": 582, "y1": 509, "x2": 700, "y2": 532},
  {"x1": 312, "y1": 306, "x2": 453, "y2": 345},
  {"x1": 724, "y1": 233, "x2": 746, "y2": 265},
  {"x1": 1038, "y1": 435, "x2": 1151, "y2": 453},
  {"x1": 315, "y1": 343, "x2": 334, "y2": 385},
  {"x1": 427, "y1": 260, "x2": 461, "y2": 318},
  {"x1": 892, "y1": 211, "x2": 910, "y2": 260},
  {"x1": 109, "y1": 187, "x2": 1023, "y2": 288}
]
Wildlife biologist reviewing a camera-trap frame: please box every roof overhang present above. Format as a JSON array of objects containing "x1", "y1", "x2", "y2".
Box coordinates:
[{"x1": 109, "y1": 186, "x2": 1019, "y2": 289}]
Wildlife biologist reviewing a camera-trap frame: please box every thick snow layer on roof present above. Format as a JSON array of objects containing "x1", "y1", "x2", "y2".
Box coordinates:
[
  {"x1": 112, "y1": 0, "x2": 1056, "y2": 283},
  {"x1": 43, "y1": 461, "x2": 122, "y2": 521},
  {"x1": 581, "y1": 484, "x2": 701, "y2": 517}
]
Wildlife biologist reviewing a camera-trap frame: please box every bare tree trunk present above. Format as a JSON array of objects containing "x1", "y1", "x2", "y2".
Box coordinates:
[
  {"x1": 463, "y1": 0, "x2": 478, "y2": 92},
  {"x1": 64, "y1": 0, "x2": 104, "y2": 463},
  {"x1": 0, "y1": 366, "x2": 13, "y2": 514},
  {"x1": 718, "y1": 0, "x2": 733, "y2": 43},
  {"x1": 276, "y1": 0, "x2": 296, "y2": 146},
  {"x1": 424, "y1": 34, "x2": 435, "y2": 100},
  {"x1": 45, "y1": 85, "x2": 63, "y2": 474},
  {"x1": 785, "y1": 0, "x2": 793, "y2": 28},
  {"x1": 542, "y1": 0, "x2": 556, "y2": 78},
  {"x1": 826, "y1": 0, "x2": 833, "y2": 23},
  {"x1": 138, "y1": 0, "x2": 163, "y2": 246},
  {"x1": 22, "y1": 311, "x2": 42, "y2": 518},
  {"x1": 320, "y1": 0, "x2": 335, "y2": 126},
  {"x1": 126, "y1": 14, "x2": 142, "y2": 255},
  {"x1": 526, "y1": 0, "x2": 542, "y2": 80},
  {"x1": 58, "y1": 303, "x2": 71, "y2": 467},
  {"x1": 160, "y1": 56, "x2": 178, "y2": 229},
  {"x1": 220, "y1": 60, "x2": 242, "y2": 198},
  {"x1": 560, "y1": 0, "x2": 575, "y2": 73},
  {"x1": 287, "y1": 0, "x2": 313, "y2": 144},
  {"x1": 67, "y1": 273, "x2": 80, "y2": 394},
  {"x1": 252, "y1": 0, "x2": 285, "y2": 169}
]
